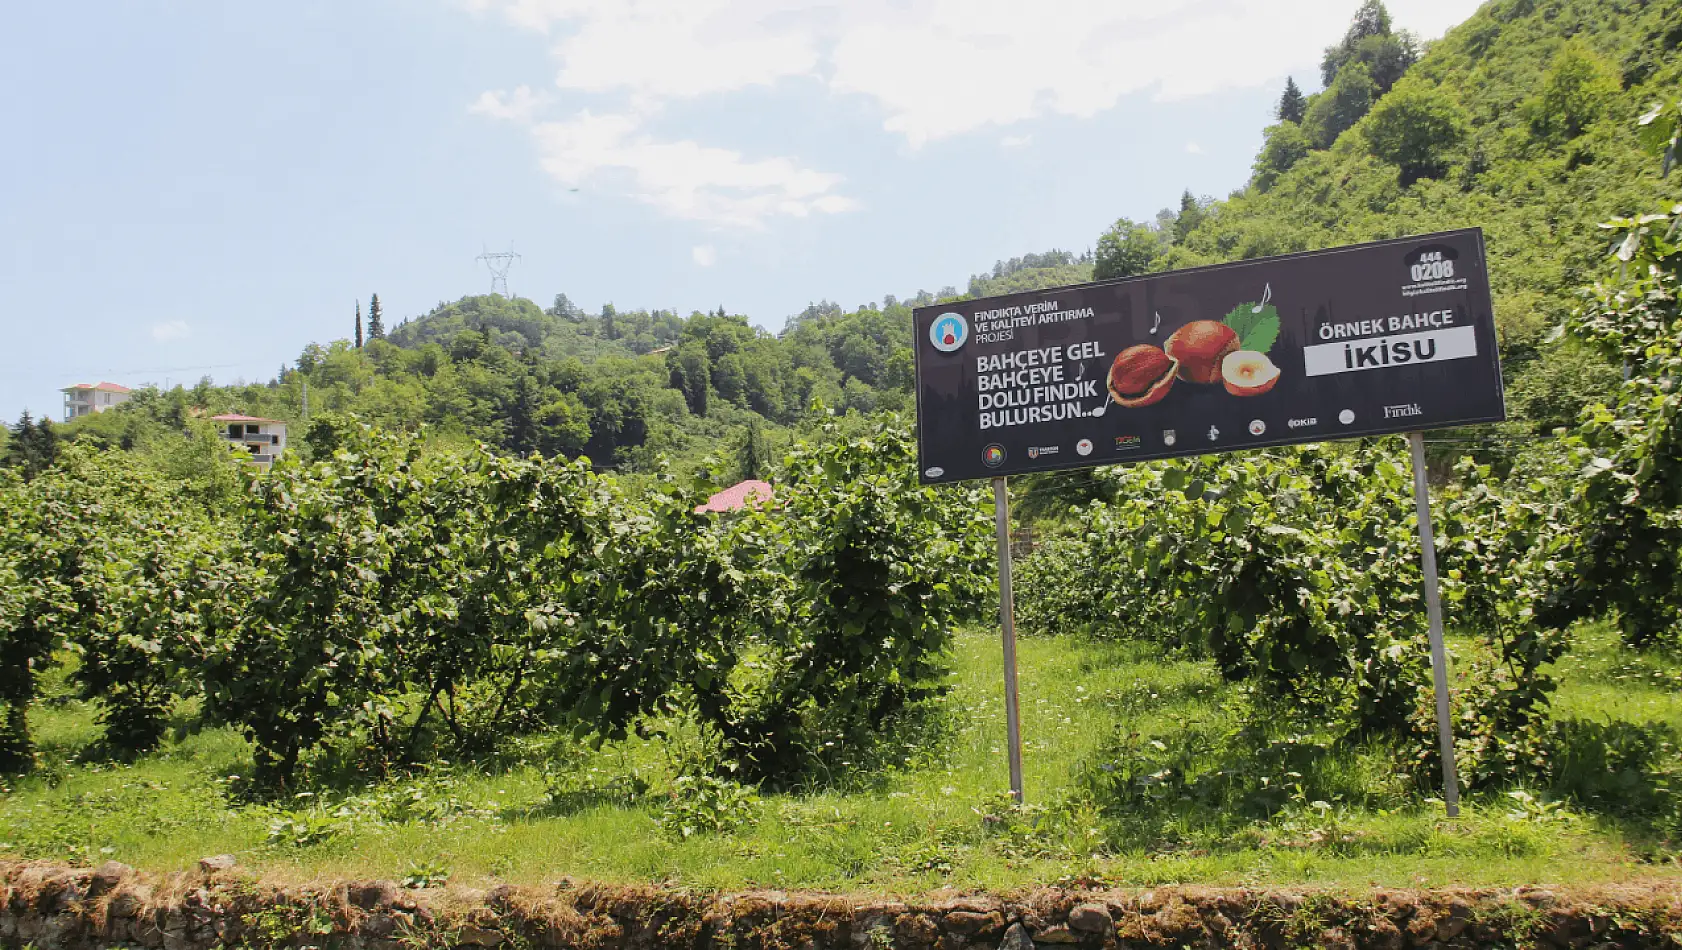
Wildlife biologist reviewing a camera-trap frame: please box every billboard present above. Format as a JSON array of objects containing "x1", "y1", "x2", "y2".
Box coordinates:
[{"x1": 913, "y1": 229, "x2": 1504, "y2": 483}]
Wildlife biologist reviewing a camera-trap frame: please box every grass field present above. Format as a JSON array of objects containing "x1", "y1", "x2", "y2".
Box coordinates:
[{"x1": 2, "y1": 622, "x2": 1679, "y2": 894}]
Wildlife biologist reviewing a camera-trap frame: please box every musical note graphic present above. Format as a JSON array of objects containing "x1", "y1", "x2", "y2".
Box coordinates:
[
  {"x1": 1150, "y1": 311, "x2": 1162, "y2": 335},
  {"x1": 1252, "y1": 283, "x2": 1273, "y2": 313}
]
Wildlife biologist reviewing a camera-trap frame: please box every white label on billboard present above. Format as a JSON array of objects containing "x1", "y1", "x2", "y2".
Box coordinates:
[{"x1": 1302, "y1": 326, "x2": 1478, "y2": 378}]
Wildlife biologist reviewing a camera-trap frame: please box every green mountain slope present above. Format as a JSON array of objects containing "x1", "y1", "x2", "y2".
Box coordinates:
[{"x1": 1155, "y1": 0, "x2": 1681, "y2": 430}]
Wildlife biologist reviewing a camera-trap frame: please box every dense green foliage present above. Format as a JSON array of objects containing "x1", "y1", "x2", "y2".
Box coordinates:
[
  {"x1": 1018, "y1": 445, "x2": 1430, "y2": 730},
  {"x1": 1537, "y1": 117, "x2": 1682, "y2": 649},
  {"x1": 0, "y1": 421, "x2": 991, "y2": 788},
  {"x1": 0, "y1": 448, "x2": 223, "y2": 765},
  {"x1": 7, "y1": 622, "x2": 1682, "y2": 889}
]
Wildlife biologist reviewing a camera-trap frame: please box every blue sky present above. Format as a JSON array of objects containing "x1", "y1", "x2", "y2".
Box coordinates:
[{"x1": 0, "y1": 0, "x2": 1482, "y2": 422}]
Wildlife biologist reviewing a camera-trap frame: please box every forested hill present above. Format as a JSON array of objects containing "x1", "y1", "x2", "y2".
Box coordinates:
[
  {"x1": 57, "y1": 251, "x2": 1090, "y2": 474},
  {"x1": 37, "y1": 0, "x2": 1682, "y2": 474},
  {"x1": 1123, "y1": 0, "x2": 1682, "y2": 429}
]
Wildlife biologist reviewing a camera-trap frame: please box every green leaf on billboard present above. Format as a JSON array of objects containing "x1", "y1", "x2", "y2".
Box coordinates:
[{"x1": 1223, "y1": 303, "x2": 1281, "y2": 354}]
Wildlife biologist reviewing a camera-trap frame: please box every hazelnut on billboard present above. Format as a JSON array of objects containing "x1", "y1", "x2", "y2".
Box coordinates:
[
  {"x1": 1107, "y1": 344, "x2": 1178, "y2": 408},
  {"x1": 1165, "y1": 320, "x2": 1240, "y2": 384},
  {"x1": 1222, "y1": 350, "x2": 1281, "y2": 396}
]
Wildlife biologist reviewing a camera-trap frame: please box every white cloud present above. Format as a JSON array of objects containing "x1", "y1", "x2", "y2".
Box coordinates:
[
  {"x1": 692, "y1": 244, "x2": 717, "y2": 266},
  {"x1": 151, "y1": 320, "x2": 190, "y2": 342},
  {"x1": 1185, "y1": 141, "x2": 1204, "y2": 154},
  {"x1": 520, "y1": 110, "x2": 856, "y2": 228},
  {"x1": 465, "y1": 0, "x2": 1485, "y2": 147},
  {"x1": 469, "y1": 85, "x2": 545, "y2": 122},
  {"x1": 1000, "y1": 134, "x2": 1032, "y2": 149}
]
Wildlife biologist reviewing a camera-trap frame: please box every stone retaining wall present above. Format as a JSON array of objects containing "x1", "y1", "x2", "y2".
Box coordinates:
[{"x1": 1, "y1": 859, "x2": 1679, "y2": 950}]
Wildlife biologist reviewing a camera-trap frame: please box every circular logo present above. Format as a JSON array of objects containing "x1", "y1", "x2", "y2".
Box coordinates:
[
  {"x1": 1076, "y1": 438, "x2": 1093, "y2": 456},
  {"x1": 982, "y1": 444, "x2": 1007, "y2": 468},
  {"x1": 1338, "y1": 409, "x2": 1355, "y2": 425},
  {"x1": 1248, "y1": 419, "x2": 1266, "y2": 436},
  {"x1": 930, "y1": 312, "x2": 969, "y2": 353}
]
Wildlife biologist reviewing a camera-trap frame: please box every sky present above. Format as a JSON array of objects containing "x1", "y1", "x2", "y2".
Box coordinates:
[{"x1": 0, "y1": 0, "x2": 1485, "y2": 422}]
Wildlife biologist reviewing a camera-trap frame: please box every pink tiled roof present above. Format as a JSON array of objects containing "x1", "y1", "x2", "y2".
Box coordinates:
[
  {"x1": 694, "y1": 479, "x2": 774, "y2": 514},
  {"x1": 63, "y1": 382, "x2": 132, "y2": 393},
  {"x1": 211, "y1": 413, "x2": 284, "y2": 424}
]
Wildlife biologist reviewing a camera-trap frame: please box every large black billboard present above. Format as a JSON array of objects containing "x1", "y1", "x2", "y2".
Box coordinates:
[{"x1": 913, "y1": 229, "x2": 1504, "y2": 484}]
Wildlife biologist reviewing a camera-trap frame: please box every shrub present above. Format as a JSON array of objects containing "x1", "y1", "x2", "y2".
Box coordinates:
[
  {"x1": 658, "y1": 774, "x2": 760, "y2": 839},
  {"x1": 1253, "y1": 122, "x2": 1313, "y2": 191},
  {"x1": 1543, "y1": 192, "x2": 1682, "y2": 648},
  {"x1": 199, "y1": 432, "x2": 421, "y2": 782},
  {"x1": 1093, "y1": 219, "x2": 1165, "y2": 280},
  {"x1": 1363, "y1": 80, "x2": 1467, "y2": 183},
  {"x1": 1522, "y1": 41, "x2": 1621, "y2": 144},
  {"x1": 1305, "y1": 61, "x2": 1378, "y2": 149},
  {"x1": 699, "y1": 419, "x2": 994, "y2": 783},
  {"x1": 1018, "y1": 443, "x2": 1432, "y2": 735},
  {"x1": 0, "y1": 448, "x2": 212, "y2": 765}
]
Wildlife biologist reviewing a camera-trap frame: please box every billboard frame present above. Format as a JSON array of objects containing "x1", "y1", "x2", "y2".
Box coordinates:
[{"x1": 921, "y1": 232, "x2": 1494, "y2": 816}]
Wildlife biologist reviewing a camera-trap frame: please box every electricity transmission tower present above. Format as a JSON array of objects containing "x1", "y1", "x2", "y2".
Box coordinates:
[{"x1": 476, "y1": 246, "x2": 520, "y2": 298}]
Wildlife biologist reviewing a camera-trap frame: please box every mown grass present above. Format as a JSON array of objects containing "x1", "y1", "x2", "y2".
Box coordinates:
[{"x1": 2, "y1": 621, "x2": 1679, "y2": 893}]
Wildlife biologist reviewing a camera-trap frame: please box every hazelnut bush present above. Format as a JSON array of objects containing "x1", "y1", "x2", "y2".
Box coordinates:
[{"x1": 1014, "y1": 439, "x2": 1575, "y2": 786}]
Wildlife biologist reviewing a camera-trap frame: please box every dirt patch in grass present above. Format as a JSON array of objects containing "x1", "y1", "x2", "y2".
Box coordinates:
[{"x1": 2, "y1": 859, "x2": 1681, "y2": 949}]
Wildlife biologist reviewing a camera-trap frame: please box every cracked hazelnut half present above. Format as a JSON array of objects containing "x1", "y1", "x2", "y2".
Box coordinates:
[{"x1": 1108, "y1": 344, "x2": 1178, "y2": 408}]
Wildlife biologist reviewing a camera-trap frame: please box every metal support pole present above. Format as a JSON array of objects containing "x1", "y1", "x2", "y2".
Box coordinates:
[
  {"x1": 1408, "y1": 432, "x2": 1461, "y2": 818},
  {"x1": 992, "y1": 476, "x2": 1025, "y2": 804}
]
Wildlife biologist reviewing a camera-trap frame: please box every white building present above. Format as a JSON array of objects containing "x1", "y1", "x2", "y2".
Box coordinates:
[
  {"x1": 212, "y1": 414, "x2": 288, "y2": 469},
  {"x1": 61, "y1": 382, "x2": 132, "y2": 420}
]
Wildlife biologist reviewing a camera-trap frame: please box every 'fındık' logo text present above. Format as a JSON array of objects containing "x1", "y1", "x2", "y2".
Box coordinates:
[{"x1": 930, "y1": 313, "x2": 969, "y2": 353}]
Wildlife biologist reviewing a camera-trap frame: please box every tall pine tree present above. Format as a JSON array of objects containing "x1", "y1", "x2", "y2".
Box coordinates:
[
  {"x1": 5, "y1": 412, "x2": 59, "y2": 480},
  {"x1": 367, "y1": 294, "x2": 385, "y2": 341},
  {"x1": 1173, "y1": 190, "x2": 1207, "y2": 243},
  {"x1": 355, "y1": 301, "x2": 364, "y2": 349},
  {"x1": 1277, "y1": 76, "x2": 1306, "y2": 123}
]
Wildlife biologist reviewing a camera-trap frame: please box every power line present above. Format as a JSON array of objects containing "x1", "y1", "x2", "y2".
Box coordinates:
[{"x1": 8, "y1": 362, "x2": 242, "y2": 378}]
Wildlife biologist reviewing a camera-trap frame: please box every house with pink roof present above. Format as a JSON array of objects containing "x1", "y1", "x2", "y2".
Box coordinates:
[
  {"x1": 60, "y1": 382, "x2": 132, "y2": 421},
  {"x1": 694, "y1": 479, "x2": 774, "y2": 514}
]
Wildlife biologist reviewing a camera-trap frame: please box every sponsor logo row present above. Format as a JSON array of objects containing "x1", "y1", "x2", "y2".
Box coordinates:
[{"x1": 942, "y1": 404, "x2": 1421, "y2": 477}]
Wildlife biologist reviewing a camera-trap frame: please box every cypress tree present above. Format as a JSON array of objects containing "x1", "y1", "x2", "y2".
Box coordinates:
[
  {"x1": 738, "y1": 422, "x2": 763, "y2": 481},
  {"x1": 1278, "y1": 76, "x2": 1307, "y2": 123},
  {"x1": 367, "y1": 294, "x2": 385, "y2": 341},
  {"x1": 355, "y1": 301, "x2": 364, "y2": 349}
]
